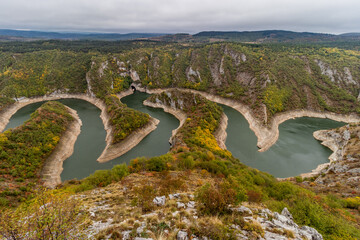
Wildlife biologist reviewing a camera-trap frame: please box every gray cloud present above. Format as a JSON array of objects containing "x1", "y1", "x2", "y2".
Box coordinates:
[{"x1": 0, "y1": 0, "x2": 359, "y2": 34}]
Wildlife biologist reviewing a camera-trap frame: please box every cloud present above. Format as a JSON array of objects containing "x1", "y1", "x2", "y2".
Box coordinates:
[{"x1": 0, "y1": 0, "x2": 359, "y2": 34}]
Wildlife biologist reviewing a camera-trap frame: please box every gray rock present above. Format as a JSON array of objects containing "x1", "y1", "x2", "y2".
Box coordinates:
[
  {"x1": 264, "y1": 231, "x2": 287, "y2": 240},
  {"x1": 231, "y1": 206, "x2": 253, "y2": 215},
  {"x1": 169, "y1": 193, "x2": 181, "y2": 200},
  {"x1": 136, "y1": 222, "x2": 146, "y2": 235},
  {"x1": 300, "y1": 226, "x2": 323, "y2": 240},
  {"x1": 348, "y1": 168, "x2": 360, "y2": 174},
  {"x1": 343, "y1": 130, "x2": 351, "y2": 141},
  {"x1": 177, "y1": 230, "x2": 188, "y2": 240},
  {"x1": 328, "y1": 163, "x2": 349, "y2": 173},
  {"x1": 153, "y1": 196, "x2": 166, "y2": 206},
  {"x1": 121, "y1": 230, "x2": 131, "y2": 240},
  {"x1": 236, "y1": 232, "x2": 248, "y2": 240},
  {"x1": 273, "y1": 212, "x2": 298, "y2": 228},
  {"x1": 186, "y1": 201, "x2": 196, "y2": 208},
  {"x1": 281, "y1": 207, "x2": 293, "y2": 221},
  {"x1": 177, "y1": 202, "x2": 186, "y2": 209},
  {"x1": 347, "y1": 155, "x2": 357, "y2": 161}
]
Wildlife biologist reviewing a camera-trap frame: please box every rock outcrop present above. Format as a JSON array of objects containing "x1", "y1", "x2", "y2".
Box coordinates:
[
  {"x1": 79, "y1": 173, "x2": 323, "y2": 240},
  {"x1": 301, "y1": 124, "x2": 360, "y2": 196}
]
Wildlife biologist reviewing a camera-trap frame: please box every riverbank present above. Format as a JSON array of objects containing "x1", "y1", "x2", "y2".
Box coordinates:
[
  {"x1": 214, "y1": 113, "x2": 228, "y2": 150},
  {"x1": 298, "y1": 128, "x2": 349, "y2": 179},
  {"x1": 131, "y1": 84, "x2": 360, "y2": 152},
  {"x1": 41, "y1": 106, "x2": 82, "y2": 188},
  {"x1": 143, "y1": 97, "x2": 228, "y2": 150},
  {"x1": 0, "y1": 92, "x2": 160, "y2": 175},
  {"x1": 97, "y1": 117, "x2": 159, "y2": 163},
  {"x1": 143, "y1": 100, "x2": 187, "y2": 146}
]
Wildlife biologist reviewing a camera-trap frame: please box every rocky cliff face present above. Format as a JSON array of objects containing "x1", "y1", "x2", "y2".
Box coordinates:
[
  {"x1": 302, "y1": 124, "x2": 360, "y2": 197},
  {"x1": 86, "y1": 43, "x2": 360, "y2": 125}
]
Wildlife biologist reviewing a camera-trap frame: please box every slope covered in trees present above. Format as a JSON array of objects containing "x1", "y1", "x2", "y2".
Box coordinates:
[
  {"x1": 0, "y1": 39, "x2": 359, "y2": 238},
  {"x1": 2, "y1": 92, "x2": 358, "y2": 239},
  {"x1": 0, "y1": 41, "x2": 359, "y2": 124},
  {"x1": 0, "y1": 101, "x2": 74, "y2": 206}
]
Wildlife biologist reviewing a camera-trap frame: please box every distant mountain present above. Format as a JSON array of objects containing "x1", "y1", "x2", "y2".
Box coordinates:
[
  {"x1": 0, "y1": 29, "x2": 166, "y2": 41},
  {"x1": 2, "y1": 29, "x2": 359, "y2": 43},
  {"x1": 193, "y1": 30, "x2": 337, "y2": 42},
  {"x1": 339, "y1": 32, "x2": 360, "y2": 37}
]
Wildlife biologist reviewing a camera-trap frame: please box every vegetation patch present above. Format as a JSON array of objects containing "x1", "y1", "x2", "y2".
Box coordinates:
[{"x1": 0, "y1": 101, "x2": 73, "y2": 206}]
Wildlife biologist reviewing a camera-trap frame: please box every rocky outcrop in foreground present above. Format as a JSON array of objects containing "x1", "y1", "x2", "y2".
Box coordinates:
[{"x1": 78, "y1": 172, "x2": 322, "y2": 240}]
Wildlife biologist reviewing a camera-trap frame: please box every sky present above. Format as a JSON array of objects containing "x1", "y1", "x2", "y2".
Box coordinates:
[{"x1": 0, "y1": 0, "x2": 359, "y2": 34}]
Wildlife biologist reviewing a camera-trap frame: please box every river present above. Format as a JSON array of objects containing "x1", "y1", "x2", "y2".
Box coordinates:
[{"x1": 4, "y1": 92, "x2": 345, "y2": 179}]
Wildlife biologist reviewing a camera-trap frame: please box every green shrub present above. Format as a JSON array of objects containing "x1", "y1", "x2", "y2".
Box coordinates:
[
  {"x1": 111, "y1": 164, "x2": 129, "y2": 181},
  {"x1": 0, "y1": 197, "x2": 9, "y2": 207},
  {"x1": 75, "y1": 164, "x2": 129, "y2": 192},
  {"x1": 179, "y1": 156, "x2": 195, "y2": 170},
  {"x1": 195, "y1": 182, "x2": 238, "y2": 215},
  {"x1": 134, "y1": 185, "x2": 156, "y2": 213}
]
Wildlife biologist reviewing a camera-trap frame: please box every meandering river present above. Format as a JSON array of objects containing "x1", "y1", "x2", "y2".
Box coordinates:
[{"x1": 4, "y1": 92, "x2": 345, "y2": 179}]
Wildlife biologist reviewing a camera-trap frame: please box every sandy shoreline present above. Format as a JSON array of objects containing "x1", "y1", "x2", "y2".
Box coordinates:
[
  {"x1": 97, "y1": 116, "x2": 159, "y2": 163},
  {"x1": 41, "y1": 106, "x2": 82, "y2": 188}
]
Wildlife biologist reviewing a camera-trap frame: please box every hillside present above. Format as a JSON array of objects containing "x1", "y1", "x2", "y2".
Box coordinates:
[
  {"x1": 1, "y1": 91, "x2": 360, "y2": 239},
  {"x1": 0, "y1": 39, "x2": 360, "y2": 239},
  {"x1": 0, "y1": 101, "x2": 76, "y2": 206}
]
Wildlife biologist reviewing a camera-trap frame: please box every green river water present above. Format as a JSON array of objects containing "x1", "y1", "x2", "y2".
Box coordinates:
[{"x1": 4, "y1": 92, "x2": 345, "y2": 179}]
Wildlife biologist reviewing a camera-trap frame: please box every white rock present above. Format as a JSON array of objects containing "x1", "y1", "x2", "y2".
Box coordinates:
[
  {"x1": 300, "y1": 226, "x2": 323, "y2": 240},
  {"x1": 122, "y1": 230, "x2": 131, "y2": 240},
  {"x1": 264, "y1": 231, "x2": 287, "y2": 240},
  {"x1": 177, "y1": 230, "x2": 188, "y2": 240},
  {"x1": 153, "y1": 196, "x2": 166, "y2": 206},
  {"x1": 169, "y1": 193, "x2": 181, "y2": 200},
  {"x1": 177, "y1": 202, "x2": 186, "y2": 209},
  {"x1": 186, "y1": 201, "x2": 196, "y2": 209},
  {"x1": 281, "y1": 207, "x2": 293, "y2": 221},
  {"x1": 231, "y1": 206, "x2": 253, "y2": 215}
]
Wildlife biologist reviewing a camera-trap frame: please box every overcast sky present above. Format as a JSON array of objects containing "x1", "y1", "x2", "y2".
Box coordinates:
[{"x1": 0, "y1": 0, "x2": 359, "y2": 34}]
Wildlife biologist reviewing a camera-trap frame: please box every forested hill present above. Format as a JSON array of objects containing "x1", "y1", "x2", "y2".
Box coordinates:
[
  {"x1": 2, "y1": 29, "x2": 360, "y2": 43},
  {"x1": 193, "y1": 30, "x2": 336, "y2": 42},
  {"x1": 0, "y1": 41, "x2": 360, "y2": 123}
]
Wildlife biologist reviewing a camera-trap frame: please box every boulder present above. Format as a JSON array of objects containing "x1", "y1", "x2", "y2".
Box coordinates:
[
  {"x1": 281, "y1": 207, "x2": 293, "y2": 221},
  {"x1": 177, "y1": 202, "x2": 186, "y2": 209},
  {"x1": 231, "y1": 206, "x2": 253, "y2": 215},
  {"x1": 177, "y1": 230, "x2": 188, "y2": 240},
  {"x1": 153, "y1": 196, "x2": 166, "y2": 206},
  {"x1": 300, "y1": 226, "x2": 323, "y2": 240}
]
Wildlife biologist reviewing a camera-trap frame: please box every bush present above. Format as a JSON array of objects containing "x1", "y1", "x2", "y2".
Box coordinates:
[
  {"x1": 134, "y1": 185, "x2": 156, "y2": 213},
  {"x1": 344, "y1": 197, "x2": 360, "y2": 209},
  {"x1": 247, "y1": 190, "x2": 262, "y2": 203},
  {"x1": 76, "y1": 164, "x2": 129, "y2": 192},
  {"x1": 111, "y1": 164, "x2": 129, "y2": 181},
  {"x1": 195, "y1": 182, "x2": 238, "y2": 215},
  {"x1": 179, "y1": 156, "x2": 195, "y2": 170},
  {"x1": 0, "y1": 190, "x2": 86, "y2": 239}
]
